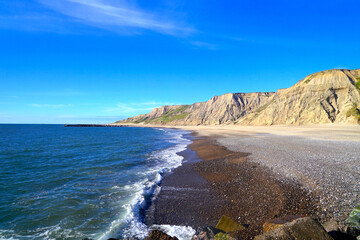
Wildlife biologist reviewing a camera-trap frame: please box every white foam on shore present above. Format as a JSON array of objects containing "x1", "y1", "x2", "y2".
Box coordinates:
[
  {"x1": 98, "y1": 129, "x2": 194, "y2": 240},
  {"x1": 151, "y1": 225, "x2": 196, "y2": 240}
]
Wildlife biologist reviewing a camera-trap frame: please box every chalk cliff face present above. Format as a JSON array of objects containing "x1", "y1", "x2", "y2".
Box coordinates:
[{"x1": 116, "y1": 69, "x2": 360, "y2": 126}]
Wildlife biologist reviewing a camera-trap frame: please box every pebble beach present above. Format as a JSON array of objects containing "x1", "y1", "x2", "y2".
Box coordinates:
[{"x1": 174, "y1": 125, "x2": 360, "y2": 225}]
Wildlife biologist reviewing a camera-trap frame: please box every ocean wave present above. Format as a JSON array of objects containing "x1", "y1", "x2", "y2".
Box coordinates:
[
  {"x1": 0, "y1": 128, "x2": 195, "y2": 240},
  {"x1": 0, "y1": 225, "x2": 89, "y2": 240},
  {"x1": 98, "y1": 129, "x2": 195, "y2": 240}
]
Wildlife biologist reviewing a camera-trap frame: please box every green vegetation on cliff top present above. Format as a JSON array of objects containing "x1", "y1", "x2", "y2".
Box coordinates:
[
  {"x1": 356, "y1": 77, "x2": 360, "y2": 90},
  {"x1": 145, "y1": 105, "x2": 191, "y2": 124}
]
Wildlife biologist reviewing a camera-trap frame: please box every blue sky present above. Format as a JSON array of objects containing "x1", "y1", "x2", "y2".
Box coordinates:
[{"x1": 1, "y1": 0, "x2": 359, "y2": 123}]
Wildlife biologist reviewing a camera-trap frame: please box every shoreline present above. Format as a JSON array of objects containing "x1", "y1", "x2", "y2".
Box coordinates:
[
  {"x1": 149, "y1": 132, "x2": 319, "y2": 239},
  {"x1": 113, "y1": 123, "x2": 360, "y2": 142}
]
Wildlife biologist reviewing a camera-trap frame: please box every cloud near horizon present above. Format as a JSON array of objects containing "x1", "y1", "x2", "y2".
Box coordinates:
[
  {"x1": 35, "y1": 0, "x2": 194, "y2": 36},
  {"x1": 106, "y1": 101, "x2": 177, "y2": 115}
]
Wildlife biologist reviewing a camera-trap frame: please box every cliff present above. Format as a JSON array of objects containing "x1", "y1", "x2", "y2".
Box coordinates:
[
  {"x1": 116, "y1": 69, "x2": 360, "y2": 126},
  {"x1": 238, "y1": 69, "x2": 360, "y2": 125},
  {"x1": 117, "y1": 92, "x2": 274, "y2": 125}
]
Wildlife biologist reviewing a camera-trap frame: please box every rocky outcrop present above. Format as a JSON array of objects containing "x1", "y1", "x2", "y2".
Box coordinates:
[
  {"x1": 262, "y1": 215, "x2": 303, "y2": 233},
  {"x1": 254, "y1": 217, "x2": 333, "y2": 240},
  {"x1": 144, "y1": 216, "x2": 360, "y2": 240},
  {"x1": 116, "y1": 68, "x2": 360, "y2": 126}
]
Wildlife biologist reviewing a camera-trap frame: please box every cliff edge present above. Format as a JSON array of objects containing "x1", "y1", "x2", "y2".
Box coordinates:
[{"x1": 116, "y1": 69, "x2": 360, "y2": 126}]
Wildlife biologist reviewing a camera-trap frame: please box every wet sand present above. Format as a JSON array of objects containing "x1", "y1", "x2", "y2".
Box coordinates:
[{"x1": 149, "y1": 134, "x2": 318, "y2": 239}]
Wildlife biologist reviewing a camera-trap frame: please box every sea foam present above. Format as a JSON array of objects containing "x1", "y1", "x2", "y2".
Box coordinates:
[{"x1": 98, "y1": 129, "x2": 195, "y2": 240}]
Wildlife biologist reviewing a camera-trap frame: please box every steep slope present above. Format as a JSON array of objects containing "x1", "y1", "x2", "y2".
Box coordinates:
[
  {"x1": 117, "y1": 105, "x2": 188, "y2": 124},
  {"x1": 183, "y1": 92, "x2": 273, "y2": 125},
  {"x1": 116, "y1": 68, "x2": 360, "y2": 126},
  {"x1": 237, "y1": 69, "x2": 360, "y2": 125},
  {"x1": 117, "y1": 92, "x2": 274, "y2": 125}
]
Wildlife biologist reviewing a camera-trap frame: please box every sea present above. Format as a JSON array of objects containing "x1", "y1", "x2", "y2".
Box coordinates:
[{"x1": 0, "y1": 124, "x2": 196, "y2": 240}]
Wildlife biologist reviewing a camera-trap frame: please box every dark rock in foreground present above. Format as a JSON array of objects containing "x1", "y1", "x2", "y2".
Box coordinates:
[
  {"x1": 254, "y1": 217, "x2": 333, "y2": 240},
  {"x1": 145, "y1": 230, "x2": 179, "y2": 240}
]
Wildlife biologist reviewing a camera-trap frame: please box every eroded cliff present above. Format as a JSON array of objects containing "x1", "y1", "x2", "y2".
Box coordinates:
[{"x1": 116, "y1": 69, "x2": 360, "y2": 126}]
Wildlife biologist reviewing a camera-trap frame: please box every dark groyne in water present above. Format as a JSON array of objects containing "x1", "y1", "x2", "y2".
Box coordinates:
[{"x1": 64, "y1": 124, "x2": 126, "y2": 127}]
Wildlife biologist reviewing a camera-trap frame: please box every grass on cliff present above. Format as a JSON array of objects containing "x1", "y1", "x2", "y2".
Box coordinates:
[
  {"x1": 356, "y1": 77, "x2": 360, "y2": 90},
  {"x1": 134, "y1": 116, "x2": 149, "y2": 124},
  {"x1": 145, "y1": 105, "x2": 191, "y2": 124},
  {"x1": 346, "y1": 103, "x2": 360, "y2": 123}
]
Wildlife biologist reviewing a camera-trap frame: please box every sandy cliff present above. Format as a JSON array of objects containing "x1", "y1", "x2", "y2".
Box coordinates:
[
  {"x1": 118, "y1": 92, "x2": 273, "y2": 125},
  {"x1": 116, "y1": 69, "x2": 360, "y2": 126},
  {"x1": 238, "y1": 69, "x2": 360, "y2": 125}
]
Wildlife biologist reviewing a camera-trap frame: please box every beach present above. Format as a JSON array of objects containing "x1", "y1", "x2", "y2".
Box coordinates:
[{"x1": 148, "y1": 124, "x2": 360, "y2": 238}]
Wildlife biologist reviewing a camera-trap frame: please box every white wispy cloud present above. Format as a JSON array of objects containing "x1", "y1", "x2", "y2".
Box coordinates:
[
  {"x1": 28, "y1": 103, "x2": 73, "y2": 108},
  {"x1": 190, "y1": 41, "x2": 217, "y2": 50},
  {"x1": 106, "y1": 101, "x2": 176, "y2": 114},
  {"x1": 36, "y1": 0, "x2": 194, "y2": 36}
]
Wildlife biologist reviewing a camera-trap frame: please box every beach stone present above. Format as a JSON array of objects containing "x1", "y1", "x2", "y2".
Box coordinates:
[
  {"x1": 145, "y1": 230, "x2": 178, "y2": 240},
  {"x1": 192, "y1": 226, "x2": 219, "y2": 240},
  {"x1": 323, "y1": 219, "x2": 341, "y2": 232},
  {"x1": 213, "y1": 232, "x2": 236, "y2": 240},
  {"x1": 215, "y1": 215, "x2": 245, "y2": 233},
  {"x1": 343, "y1": 225, "x2": 360, "y2": 238},
  {"x1": 263, "y1": 215, "x2": 302, "y2": 232},
  {"x1": 191, "y1": 231, "x2": 209, "y2": 240},
  {"x1": 254, "y1": 217, "x2": 333, "y2": 240},
  {"x1": 322, "y1": 220, "x2": 357, "y2": 240}
]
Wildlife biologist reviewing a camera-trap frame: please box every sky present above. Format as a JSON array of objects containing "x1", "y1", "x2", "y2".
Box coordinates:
[{"x1": 0, "y1": 0, "x2": 359, "y2": 124}]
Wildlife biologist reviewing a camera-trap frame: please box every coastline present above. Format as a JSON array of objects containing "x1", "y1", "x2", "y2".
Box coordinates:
[
  {"x1": 104, "y1": 123, "x2": 360, "y2": 238},
  {"x1": 149, "y1": 132, "x2": 319, "y2": 239}
]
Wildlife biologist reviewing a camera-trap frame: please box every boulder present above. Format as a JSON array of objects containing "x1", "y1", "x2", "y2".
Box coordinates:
[
  {"x1": 192, "y1": 226, "x2": 220, "y2": 240},
  {"x1": 145, "y1": 230, "x2": 179, "y2": 240},
  {"x1": 263, "y1": 215, "x2": 303, "y2": 233},
  {"x1": 215, "y1": 215, "x2": 245, "y2": 233},
  {"x1": 322, "y1": 219, "x2": 341, "y2": 232},
  {"x1": 321, "y1": 220, "x2": 357, "y2": 240},
  {"x1": 213, "y1": 232, "x2": 236, "y2": 240},
  {"x1": 343, "y1": 225, "x2": 360, "y2": 238},
  {"x1": 254, "y1": 217, "x2": 333, "y2": 240}
]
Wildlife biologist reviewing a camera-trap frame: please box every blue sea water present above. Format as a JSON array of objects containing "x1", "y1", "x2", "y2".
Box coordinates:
[{"x1": 0, "y1": 124, "x2": 194, "y2": 240}]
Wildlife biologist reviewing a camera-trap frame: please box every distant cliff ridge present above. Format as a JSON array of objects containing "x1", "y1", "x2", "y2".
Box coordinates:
[{"x1": 116, "y1": 69, "x2": 360, "y2": 126}]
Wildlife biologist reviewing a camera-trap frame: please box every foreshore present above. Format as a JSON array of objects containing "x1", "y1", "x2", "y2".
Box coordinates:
[{"x1": 142, "y1": 124, "x2": 360, "y2": 238}]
